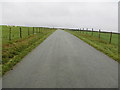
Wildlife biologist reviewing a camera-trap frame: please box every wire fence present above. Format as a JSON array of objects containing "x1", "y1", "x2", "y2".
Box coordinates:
[
  {"x1": 2, "y1": 26, "x2": 53, "y2": 44},
  {"x1": 68, "y1": 28, "x2": 119, "y2": 45},
  {"x1": 2, "y1": 26, "x2": 119, "y2": 45}
]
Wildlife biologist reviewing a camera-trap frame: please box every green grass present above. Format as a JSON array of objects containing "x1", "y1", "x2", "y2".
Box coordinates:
[
  {"x1": 66, "y1": 30, "x2": 119, "y2": 63},
  {"x1": 79, "y1": 30, "x2": 118, "y2": 45},
  {"x1": 2, "y1": 25, "x2": 56, "y2": 75},
  {"x1": 2, "y1": 25, "x2": 50, "y2": 44}
]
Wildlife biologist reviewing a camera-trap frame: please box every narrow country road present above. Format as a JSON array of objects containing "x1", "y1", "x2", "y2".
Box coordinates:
[{"x1": 3, "y1": 30, "x2": 118, "y2": 88}]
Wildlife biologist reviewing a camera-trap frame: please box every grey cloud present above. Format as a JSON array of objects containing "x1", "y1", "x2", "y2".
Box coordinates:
[{"x1": 1, "y1": 2, "x2": 118, "y2": 32}]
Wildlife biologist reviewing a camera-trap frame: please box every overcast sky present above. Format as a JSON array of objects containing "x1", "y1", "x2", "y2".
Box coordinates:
[{"x1": 0, "y1": 0, "x2": 119, "y2": 32}]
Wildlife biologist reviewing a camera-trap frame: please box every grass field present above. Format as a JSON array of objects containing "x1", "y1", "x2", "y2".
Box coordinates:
[
  {"x1": 75, "y1": 30, "x2": 118, "y2": 45},
  {"x1": 2, "y1": 25, "x2": 51, "y2": 44},
  {"x1": 1, "y1": 25, "x2": 56, "y2": 75},
  {"x1": 66, "y1": 30, "x2": 119, "y2": 62}
]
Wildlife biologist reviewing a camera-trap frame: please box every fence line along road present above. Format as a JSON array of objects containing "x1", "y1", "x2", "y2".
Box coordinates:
[
  {"x1": 2, "y1": 26, "x2": 54, "y2": 44},
  {"x1": 67, "y1": 28, "x2": 119, "y2": 44}
]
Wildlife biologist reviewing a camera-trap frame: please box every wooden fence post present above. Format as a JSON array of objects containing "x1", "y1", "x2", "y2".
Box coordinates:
[
  {"x1": 9, "y1": 27, "x2": 12, "y2": 41},
  {"x1": 86, "y1": 28, "x2": 88, "y2": 34},
  {"x1": 83, "y1": 28, "x2": 84, "y2": 33},
  {"x1": 28, "y1": 27, "x2": 30, "y2": 35},
  {"x1": 35, "y1": 27, "x2": 37, "y2": 33},
  {"x1": 87, "y1": 28, "x2": 89, "y2": 34},
  {"x1": 20, "y1": 27, "x2": 22, "y2": 38},
  {"x1": 33, "y1": 27, "x2": 34, "y2": 34},
  {"x1": 37, "y1": 28, "x2": 38, "y2": 33},
  {"x1": 34, "y1": 27, "x2": 36, "y2": 33},
  {"x1": 39, "y1": 28, "x2": 40, "y2": 33},
  {"x1": 109, "y1": 32, "x2": 112, "y2": 44},
  {"x1": 36, "y1": 28, "x2": 37, "y2": 33},
  {"x1": 35, "y1": 27, "x2": 37, "y2": 34},
  {"x1": 99, "y1": 29, "x2": 101, "y2": 39},
  {"x1": 92, "y1": 28, "x2": 93, "y2": 36}
]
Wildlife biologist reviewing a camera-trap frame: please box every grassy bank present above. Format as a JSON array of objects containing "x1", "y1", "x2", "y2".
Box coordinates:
[
  {"x1": 2, "y1": 25, "x2": 51, "y2": 44},
  {"x1": 80, "y1": 30, "x2": 118, "y2": 45},
  {"x1": 66, "y1": 30, "x2": 119, "y2": 63},
  {"x1": 2, "y1": 26, "x2": 55, "y2": 75}
]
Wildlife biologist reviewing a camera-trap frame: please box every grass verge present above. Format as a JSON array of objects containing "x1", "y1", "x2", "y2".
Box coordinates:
[
  {"x1": 2, "y1": 30, "x2": 55, "y2": 75},
  {"x1": 66, "y1": 30, "x2": 119, "y2": 63}
]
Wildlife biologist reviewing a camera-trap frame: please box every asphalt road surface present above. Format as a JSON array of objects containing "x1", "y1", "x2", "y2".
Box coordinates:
[{"x1": 3, "y1": 30, "x2": 118, "y2": 88}]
